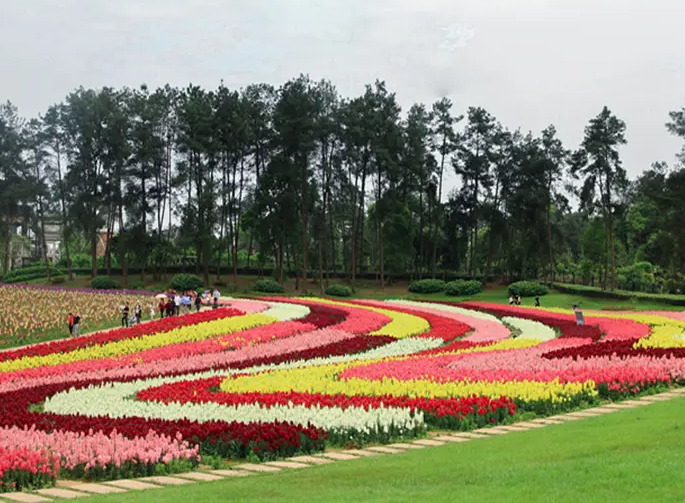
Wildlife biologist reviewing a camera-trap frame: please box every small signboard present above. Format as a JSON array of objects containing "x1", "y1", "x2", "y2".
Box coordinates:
[{"x1": 575, "y1": 310, "x2": 585, "y2": 326}]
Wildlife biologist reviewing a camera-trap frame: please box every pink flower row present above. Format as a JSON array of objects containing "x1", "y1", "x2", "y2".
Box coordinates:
[
  {"x1": 0, "y1": 326, "x2": 361, "y2": 394},
  {"x1": 339, "y1": 336, "x2": 685, "y2": 389},
  {"x1": 0, "y1": 426, "x2": 198, "y2": 471}
]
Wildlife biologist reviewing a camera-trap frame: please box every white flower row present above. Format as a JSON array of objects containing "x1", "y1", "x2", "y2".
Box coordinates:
[
  {"x1": 502, "y1": 316, "x2": 556, "y2": 341},
  {"x1": 44, "y1": 379, "x2": 424, "y2": 435},
  {"x1": 260, "y1": 301, "x2": 311, "y2": 321},
  {"x1": 386, "y1": 299, "x2": 502, "y2": 323}
]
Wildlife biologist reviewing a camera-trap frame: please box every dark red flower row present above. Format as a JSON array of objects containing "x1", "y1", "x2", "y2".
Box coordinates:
[
  {"x1": 0, "y1": 378, "x2": 325, "y2": 460},
  {"x1": 542, "y1": 339, "x2": 685, "y2": 360},
  {"x1": 0, "y1": 308, "x2": 243, "y2": 363},
  {"x1": 458, "y1": 301, "x2": 603, "y2": 341},
  {"x1": 347, "y1": 300, "x2": 472, "y2": 342}
]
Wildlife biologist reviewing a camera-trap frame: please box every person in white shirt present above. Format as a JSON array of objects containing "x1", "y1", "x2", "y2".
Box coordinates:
[
  {"x1": 212, "y1": 289, "x2": 220, "y2": 301},
  {"x1": 174, "y1": 295, "x2": 182, "y2": 315}
]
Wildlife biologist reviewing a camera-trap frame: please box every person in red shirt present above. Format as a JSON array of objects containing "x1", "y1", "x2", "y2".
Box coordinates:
[
  {"x1": 158, "y1": 300, "x2": 166, "y2": 319},
  {"x1": 67, "y1": 313, "x2": 74, "y2": 336}
]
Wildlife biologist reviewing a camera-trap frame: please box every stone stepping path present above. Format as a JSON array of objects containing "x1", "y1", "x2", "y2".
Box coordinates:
[{"x1": 7, "y1": 387, "x2": 685, "y2": 501}]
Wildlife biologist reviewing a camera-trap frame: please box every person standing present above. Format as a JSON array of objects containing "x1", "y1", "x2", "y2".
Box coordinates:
[
  {"x1": 212, "y1": 296, "x2": 219, "y2": 310},
  {"x1": 166, "y1": 299, "x2": 174, "y2": 318},
  {"x1": 212, "y1": 288, "x2": 220, "y2": 304},
  {"x1": 535, "y1": 296, "x2": 540, "y2": 307},
  {"x1": 194, "y1": 294, "x2": 202, "y2": 312},
  {"x1": 67, "y1": 313, "x2": 74, "y2": 336},
  {"x1": 174, "y1": 295, "x2": 182, "y2": 316},
  {"x1": 158, "y1": 299, "x2": 166, "y2": 319},
  {"x1": 149, "y1": 304, "x2": 155, "y2": 320},
  {"x1": 72, "y1": 313, "x2": 81, "y2": 338},
  {"x1": 509, "y1": 296, "x2": 514, "y2": 305},
  {"x1": 121, "y1": 305, "x2": 130, "y2": 327},
  {"x1": 135, "y1": 304, "x2": 143, "y2": 325}
]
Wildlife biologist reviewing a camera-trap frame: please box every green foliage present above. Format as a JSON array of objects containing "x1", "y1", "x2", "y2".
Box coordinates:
[
  {"x1": 90, "y1": 276, "x2": 120, "y2": 290},
  {"x1": 170, "y1": 274, "x2": 205, "y2": 292},
  {"x1": 508, "y1": 281, "x2": 549, "y2": 297},
  {"x1": 617, "y1": 261, "x2": 656, "y2": 292},
  {"x1": 253, "y1": 279, "x2": 285, "y2": 294},
  {"x1": 553, "y1": 282, "x2": 685, "y2": 306},
  {"x1": 408, "y1": 279, "x2": 446, "y2": 294},
  {"x1": 324, "y1": 284, "x2": 352, "y2": 297},
  {"x1": 1, "y1": 265, "x2": 65, "y2": 284},
  {"x1": 444, "y1": 280, "x2": 483, "y2": 296}
]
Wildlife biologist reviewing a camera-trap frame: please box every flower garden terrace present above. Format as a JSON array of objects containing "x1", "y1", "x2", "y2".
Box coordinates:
[{"x1": 2, "y1": 293, "x2": 685, "y2": 491}]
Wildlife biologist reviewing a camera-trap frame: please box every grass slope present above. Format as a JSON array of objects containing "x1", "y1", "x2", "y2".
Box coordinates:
[{"x1": 84, "y1": 397, "x2": 685, "y2": 503}]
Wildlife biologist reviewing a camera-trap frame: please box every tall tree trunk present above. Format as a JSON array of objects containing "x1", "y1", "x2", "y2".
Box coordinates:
[
  {"x1": 418, "y1": 190, "x2": 424, "y2": 279},
  {"x1": 55, "y1": 151, "x2": 73, "y2": 280},
  {"x1": 119, "y1": 201, "x2": 128, "y2": 289},
  {"x1": 546, "y1": 176, "x2": 555, "y2": 284},
  {"x1": 3, "y1": 204, "x2": 12, "y2": 275},
  {"x1": 318, "y1": 221, "x2": 324, "y2": 294},
  {"x1": 486, "y1": 178, "x2": 500, "y2": 280},
  {"x1": 300, "y1": 157, "x2": 309, "y2": 289},
  {"x1": 432, "y1": 141, "x2": 447, "y2": 278}
]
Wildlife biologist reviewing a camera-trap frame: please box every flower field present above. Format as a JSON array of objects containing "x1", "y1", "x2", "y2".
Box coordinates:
[
  {"x1": 2, "y1": 290, "x2": 685, "y2": 492},
  {"x1": 0, "y1": 284, "x2": 153, "y2": 349}
]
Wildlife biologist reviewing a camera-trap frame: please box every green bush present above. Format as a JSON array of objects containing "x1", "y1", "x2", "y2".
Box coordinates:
[
  {"x1": 2, "y1": 265, "x2": 65, "y2": 284},
  {"x1": 508, "y1": 281, "x2": 549, "y2": 297},
  {"x1": 325, "y1": 284, "x2": 352, "y2": 297},
  {"x1": 444, "y1": 280, "x2": 483, "y2": 297},
  {"x1": 90, "y1": 276, "x2": 119, "y2": 290},
  {"x1": 408, "y1": 279, "x2": 446, "y2": 294},
  {"x1": 170, "y1": 274, "x2": 204, "y2": 292},
  {"x1": 253, "y1": 279, "x2": 285, "y2": 294}
]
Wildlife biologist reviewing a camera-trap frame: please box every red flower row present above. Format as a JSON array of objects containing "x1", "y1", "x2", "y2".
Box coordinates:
[
  {"x1": 138, "y1": 377, "x2": 517, "y2": 424},
  {"x1": 459, "y1": 302, "x2": 603, "y2": 341},
  {"x1": 348, "y1": 300, "x2": 472, "y2": 342},
  {"x1": 0, "y1": 446, "x2": 58, "y2": 491},
  {"x1": 0, "y1": 378, "x2": 325, "y2": 460},
  {"x1": 0, "y1": 308, "x2": 243, "y2": 362}
]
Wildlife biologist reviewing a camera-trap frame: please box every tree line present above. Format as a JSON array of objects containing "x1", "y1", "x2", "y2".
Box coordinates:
[{"x1": 1, "y1": 75, "x2": 685, "y2": 292}]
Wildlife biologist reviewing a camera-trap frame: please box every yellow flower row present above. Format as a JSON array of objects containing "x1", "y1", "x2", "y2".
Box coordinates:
[
  {"x1": 305, "y1": 298, "x2": 430, "y2": 338},
  {"x1": 219, "y1": 359, "x2": 596, "y2": 403},
  {"x1": 440, "y1": 338, "x2": 541, "y2": 355},
  {"x1": 1, "y1": 314, "x2": 276, "y2": 373},
  {"x1": 545, "y1": 307, "x2": 685, "y2": 348}
]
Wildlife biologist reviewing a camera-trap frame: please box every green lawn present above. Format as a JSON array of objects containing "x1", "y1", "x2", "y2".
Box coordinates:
[
  {"x1": 81, "y1": 396, "x2": 685, "y2": 503},
  {"x1": 20, "y1": 274, "x2": 685, "y2": 311}
]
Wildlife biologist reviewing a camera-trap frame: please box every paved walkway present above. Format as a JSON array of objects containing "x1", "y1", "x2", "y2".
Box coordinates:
[{"x1": 2, "y1": 387, "x2": 683, "y2": 502}]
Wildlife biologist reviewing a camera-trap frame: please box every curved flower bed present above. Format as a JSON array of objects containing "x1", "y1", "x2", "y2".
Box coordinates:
[
  {"x1": 0, "y1": 446, "x2": 58, "y2": 493},
  {"x1": 4, "y1": 287, "x2": 685, "y2": 488}
]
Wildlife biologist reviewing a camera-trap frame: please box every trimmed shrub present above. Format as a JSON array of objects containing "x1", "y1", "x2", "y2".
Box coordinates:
[
  {"x1": 508, "y1": 281, "x2": 549, "y2": 297},
  {"x1": 408, "y1": 279, "x2": 446, "y2": 294},
  {"x1": 444, "y1": 280, "x2": 483, "y2": 297},
  {"x1": 325, "y1": 284, "x2": 352, "y2": 297},
  {"x1": 2, "y1": 265, "x2": 65, "y2": 284},
  {"x1": 170, "y1": 274, "x2": 204, "y2": 292},
  {"x1": 90, "y1": 276, "x2": 119, "y2": 290},
  {"x1": 254, "y1": 279, "x2": 285, "y2": 294},
  {"x1": 51, "y1": 277, "x2": 65, "y2": 285}
]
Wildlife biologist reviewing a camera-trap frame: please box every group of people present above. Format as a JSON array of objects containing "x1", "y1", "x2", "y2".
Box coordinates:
[
  {"x1": 509, "y1": 295, "x2": 541, "y2": 307},
  {"x1": 117, "y1": 288, "x2": 221, "y2": 329}
]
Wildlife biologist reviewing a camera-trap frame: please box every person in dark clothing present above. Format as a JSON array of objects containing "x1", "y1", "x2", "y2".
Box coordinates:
[
  {"x1": 535, "y1": 296, "x2": 540, "y2": 307},
  {"x1": 194, "y1": 294, "x2": 202, "y2": 312},
  {"x1": 166, "y1": 299, "x2": 174, "y2": 317},
  {"x1": 212, "y1": 297, "x2": 219, "y2": 310},
  {"x1": 72, "y1": 313, "x2": 81, "y2": 337},
  {"x1": 121, "y1": 305, "x2": 129, "y2": 327}
]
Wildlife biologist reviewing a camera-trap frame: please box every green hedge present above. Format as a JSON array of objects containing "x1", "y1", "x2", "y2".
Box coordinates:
[
  {"x1": 508, "y1": 281, "x2": 549, "y2": 297},
  {"x1": 253, "y1": 279, "x2": 285, "y2": 294},
  {"x1": 444, "y1": 280, "x2": 483, "y2": 296},
  {"x1": 408, "y1": 279, "x2": 446, "y2": 294},
  {"x1": 170, "y1": 274, "x2": 205, "y2": 292},
  {"x1": 552, "y1": 282, "x2": 685, "y2": 306},
  {"x1": 1, "y1": 265, "x2": 65, "y2": 284},
  {"x1": 325, "y1": 284, "x2": 352, "y2": 297},
  {"x1": 90, "y1": 276, "x2": 120, "y2": 290}
]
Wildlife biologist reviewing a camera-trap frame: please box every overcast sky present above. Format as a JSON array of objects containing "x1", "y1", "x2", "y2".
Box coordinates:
[{"x1": 2, "y1": 0, "x2": 685, "y2": 193}]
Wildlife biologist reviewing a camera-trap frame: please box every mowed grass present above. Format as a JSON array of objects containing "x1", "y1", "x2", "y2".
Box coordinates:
[
  {"x1": 23, "y1": 273, "x2": 683, "y2": 311},
  {"x1": 84, "y1": 397, "x2": 685, "y2": 503}
]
